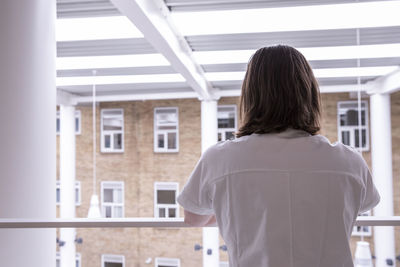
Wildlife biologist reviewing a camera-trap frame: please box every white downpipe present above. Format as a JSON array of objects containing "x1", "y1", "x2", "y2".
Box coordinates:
[
  {"x1": 0, "y1": 1, "x2": 56, "y2": 266},
  {"x1": 201, "y1": 100, "x2": 220, "y2": 267},
  {"x1": 59, "y1": 106, "x2": 77, "y2": 267},
  {"x1": 370, "y1": 93, "x2": 395, "y2": 267}
]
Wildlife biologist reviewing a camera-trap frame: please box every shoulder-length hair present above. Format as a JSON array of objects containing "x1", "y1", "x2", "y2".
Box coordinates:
[{"x1": 237, "y1": 45, "x2": 321, "y2": 137}]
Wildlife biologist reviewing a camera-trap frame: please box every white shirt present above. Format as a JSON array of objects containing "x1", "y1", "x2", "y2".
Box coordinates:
[{"x1": 177, "y1": 129, "x2": 380, "y2": 267}]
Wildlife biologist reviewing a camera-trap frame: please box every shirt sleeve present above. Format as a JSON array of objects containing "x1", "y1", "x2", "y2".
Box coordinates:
[
  {"x1": 177, "y1": 155, "x2": 214, "y2": 215},
  {"x1": 359, "y1": 166, "x2": 380, "y2": 214}
]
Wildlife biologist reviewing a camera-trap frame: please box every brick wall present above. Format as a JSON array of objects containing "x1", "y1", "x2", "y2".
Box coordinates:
[{"x1": 56, "y1": 92, "x2": 400, "y2": 266}]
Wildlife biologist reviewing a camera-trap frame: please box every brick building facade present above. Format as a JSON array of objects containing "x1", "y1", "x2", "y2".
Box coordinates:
[{"x1": 56, "y1": 92, "x2": 400, "y2": 267}]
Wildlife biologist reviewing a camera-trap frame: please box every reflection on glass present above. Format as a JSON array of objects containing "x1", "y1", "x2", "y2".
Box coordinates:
[
  {"x1": 157, "y1": 190, "x2": 176, "y2": 204},
  {"x1": 159, "y1": 208, "x2": 166, "y2": 218},
  {"x1": 114, "y1": 133, "x2": 122, "y2": 149},
  {"x1": 168, "y1": 208, "x2": 176, "y2": 218},
  {"x1": 341, "y1": 131, "x2": 350, "y2": 146},
  {"x1": 158, "y1": 134, "x2": 164, "y2": 148},
  {"x1": 355, "y1": 129, "x2": 367, "y2": 148},
  {"x1": 105, "y1": 135, "x2": 111, "y2": 148},
  {"x1": 168, "y1": 132, "x2": 177, "y2": 149}
]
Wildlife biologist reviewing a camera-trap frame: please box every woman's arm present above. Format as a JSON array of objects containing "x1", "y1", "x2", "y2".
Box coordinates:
[{"x1": 184, "y1": 210, "x2": 217, "y2": 227}]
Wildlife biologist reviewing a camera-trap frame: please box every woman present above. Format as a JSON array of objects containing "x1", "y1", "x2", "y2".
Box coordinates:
[{"x1": 177, "y1": 45, "x2": 379, "y2": 267}]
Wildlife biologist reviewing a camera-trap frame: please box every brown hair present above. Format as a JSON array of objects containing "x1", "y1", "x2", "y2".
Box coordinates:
[{"x1": 237, "y1": 45, "x2": 321, "y2": 137}]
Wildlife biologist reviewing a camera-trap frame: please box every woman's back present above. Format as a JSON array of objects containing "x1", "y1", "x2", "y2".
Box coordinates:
[{"x1": 178, "y1": 129, "x2": 379, "y2": 267}]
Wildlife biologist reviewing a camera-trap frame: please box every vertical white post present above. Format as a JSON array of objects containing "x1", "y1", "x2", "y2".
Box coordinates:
[
  {"x1": 0, "y1": 1, "x2": 56, "y2": 267},
  {"x1": 59, "y1": 105, "x2": 77, "y2": 267},
  {"x1": 201, "y1": 100, "x2": 220, "y2": 267},
  {"x1": 370, "y1": 93, "x2": 395, "y2": 267}
]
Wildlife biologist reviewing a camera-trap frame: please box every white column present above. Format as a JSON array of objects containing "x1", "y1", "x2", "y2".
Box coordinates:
[
  {"x1": 201, "y1": 100, "x2": 220, "y2": 267},
  {"x1": 0, "y1": 1, "x2": 56, "y2": 267},
  {"x1": 59, "y1": 105, "x2": 77, "y2": 267},
  {"x1": 370, "y1": 93, "x2": 395, "y2": 267}
]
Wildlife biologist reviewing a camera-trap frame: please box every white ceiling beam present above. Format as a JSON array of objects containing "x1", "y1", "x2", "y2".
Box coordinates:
[
  {"x1": 110, "y1": 0, "x2": 215, "y2": 100},
  {"x1": 367, "y1": 67, "x2": 400, "y2": 95},
  {"x1": 76, "y1": 91, "x2": 199, "y2": 103}
]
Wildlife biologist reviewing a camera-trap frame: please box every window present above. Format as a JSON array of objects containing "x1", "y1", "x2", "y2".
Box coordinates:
[
  {"x1": 154, "y1": 182, "x2": 179, "y2": 218},
  {"x1": 220, "y1": 262, "x2": 229, "y2": 267},
  {"x1": 101, "y1": 109, "x2": 124, "y2": 153},
  {"x1": 352, "y1": 211, "x2": 372, "y2": 236},
  {"x1": 155, "y1": 258, "x2": 180, "y2": 267},
  {"x1": 102, "y1": 254, "x2": 125, "y2": 267},
  {"x1": 101, "y1": 181, "x2": 124, "y2": 218},
  {"x1": 218, "y1": 105, "x2": 237, "y2": 141},
  {"x1": 56, "y1": 181, "x2": 81, "y2": 206},
  {"x1": 56, "y1": 110, "x2": 81, "y2": 135},
  {"x1": 56, "y1": 252, "x2": 81, "y2": 267},
  {"x1": 337, "y1": 101, "x2": 369, "y2": 151},
  {"x1": 154, "y1": 107, "x2": 179, "y2": 153}
]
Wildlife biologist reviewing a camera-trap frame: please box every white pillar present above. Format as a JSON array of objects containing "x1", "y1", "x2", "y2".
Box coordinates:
[
  {"x1": 370, "y1": 93, "x2": 395, "y2": 267},
  {"x1": 0, "y1": 1, "x2": 56, "y2": 267},
  {"x1": 59, "y1": 105, "x2": 77, "y2": 267},
  {"x1": 201, "y1": 100, "x2": 220, "y2": 267}
]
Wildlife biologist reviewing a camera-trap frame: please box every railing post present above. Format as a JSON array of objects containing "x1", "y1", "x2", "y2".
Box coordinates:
[
  {"x1": 59, "y1": 105, "x2": 77, "y2": 267},
  {"x1": 370, "y1": 93, "x2": 396, "y2": 267},
  {"x1": 0, "y1": 1, "x2": 56, "y2": 266},
  {"x1": 201, "y1": 100, "x2": 220, "y2": 267}
]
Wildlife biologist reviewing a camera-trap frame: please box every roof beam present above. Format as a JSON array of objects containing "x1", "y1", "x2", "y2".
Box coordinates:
[
  {"x1": 110, "y1": 0, "x2": 215, "y2": 100},
  {"x1": 367, "y1": 67, "x2": 400, "y2": 95}
]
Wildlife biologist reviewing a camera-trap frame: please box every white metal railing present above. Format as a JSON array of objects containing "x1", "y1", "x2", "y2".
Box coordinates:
[{"x1": 1, "y1": 216, "x2": 400, "y2": 228}]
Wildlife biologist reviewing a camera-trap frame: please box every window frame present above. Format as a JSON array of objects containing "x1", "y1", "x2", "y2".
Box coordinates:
[
  {"x1": 155, "y1": 257, "x2": 180, "y2": 267},
  {"x1": 56, "y1": 180, "x2": 81, "y2": 206},
  {"x1": 154, "y1": 182, "x2": 179, "y2": 218},
  {"x1": 218, "y1": 105, "x2": 237, "y2": 142},
  {"x1": 56, "y1": 252, "x2": 81, "y2": 267},
  {"x1": 337, "y1": 100, "x2": 370, "y2": 151},
  {"x1": 154, "y1": 107, "x2": 179, "y2": 153},
  {"x1": 101, "y1": 181, "x2": 125, "y2": 218},
  {"x1": 102, "y1": 254, "x2": 125, "y2": 267},
  {"x1": 56, "y1": 110, "x2": 82, "y2": 135},
  {"x1": 100, "y1": 108, "x2": 124, "y2": 153}
]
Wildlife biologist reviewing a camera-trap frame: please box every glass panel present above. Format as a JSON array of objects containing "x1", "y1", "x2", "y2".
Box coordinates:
[
  {"x1": 75, "y1": 117, "x2": 79, "y2": 133},
  {"x1": 56, "y1": 188, "x2": 60, "y2": 203},
  {"x1": 114, "y1": 133, "x2": 122, "y2": 149},
  {"x1": 104, "y1": 189, "x2": 113, "y2": 202},
  {"x1": 76, "y1": 259, "x2": 79, "y2": 267},
  {"x1": 340, "y1": 109, "x2": 358, "y2": 126},
  {"x1": 157, "y1": 190, "x2": 176, "y2": 204},
  {"x1": 105, "y1": 263, "x2": 123, "y2": 267},
  {"x1": 159, "y1": 208, "x2": 166, "y2": 218},
  {"x1": 56, "y1": 259, "x2": 60, "y2": 267},
  {"x1": 355, "y1": 129, "x2": 367, "y2": 148},
  {"x1": 75, "y1": 188, "x2": 79, "y2": 203},
  {"x1": 156, "y1": 109, "x2": 177, "y2": 124},
  {"x1": 103, "y1": 118, "x2": 123, "y2": 131},
  {"x1": 218, "y1": 118, "x2": 235, "y2": 128},
  {"x1": 341, "y1": 131, "x2": 350, "y2": 146},
  {"x1": 105, "y1": 206, "x2": 112, "y2": 218},
  {"x1": 114, "y1": 206, "x2": 123, "y2": 217},
  {"x1": 56, "y1": 118, "x2": 60, "y2": 133},
  {"x1": 158, "y1": 134, "x2": 164, "y2": 148},
  {"x1": 105, "y1": 135, "x2": 111, "y2": 148},
  {"x1": 158, "y1": 125, "x2": 177, "y2": 130},
  {"x1": 167, "y1": 132, "x2": 177, "y2": 149},
  {"x1": 168, "y1": 208, "x2": 176, "y2": 218},
  {"x1": 218, "y1": 132, "x2": 222, "y2": 142},
  {"x1": 225, "y1": 131, "x2": 235, "y2": 140},
  {"x1": 114, "y1": 189, "x2": 123, "y2": 203}
]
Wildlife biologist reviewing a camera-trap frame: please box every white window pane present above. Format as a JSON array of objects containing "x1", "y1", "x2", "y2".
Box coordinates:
[
  {"x1": 167, "y1": 132, "x2": 177, "y2": 149},
  {"x1": 114, "y1": 206, "x2": 123, "y2": 217},
  {"x1": 113, "y1": 133, "x2": 122, "y2": 149},
  {"x1": 104, "y1": 117, "x2": 123, "y2": 131},
  {"x1": 105, "y1": 206, "x2": 112, "y2": 218},
  {"x1": 114, "y1": 189, "x2": 123, "y2": 203},
  {"x1": 341, "y1": 131, "x2": 350, "y2": 146},
  {"x1": 159, "y1": 208, "x2": 166, "y2": 218},
  {"x1": 104, "y1": 189, "x2": 113, "y2": 202},
  {"x1": 157, "y1": 190, "x2": 176, "y2": 204},
  {"x1": 168, "y1": 208, "x2": 176, "y2": 218},
  {"x1": 157, "y1": 134, "x2": 165, "y2": 148},
  {"x1": 156, "y1": 110, "x2": 177, "y2": 124},
  {"x1": 104, "y1": 135, "x2": 111, "y2": 148}
]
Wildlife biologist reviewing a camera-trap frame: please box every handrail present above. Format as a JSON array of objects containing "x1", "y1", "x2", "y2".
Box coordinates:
[{"x1": 0, "y1": 216, "x2": 400, "y2": 228}]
